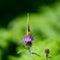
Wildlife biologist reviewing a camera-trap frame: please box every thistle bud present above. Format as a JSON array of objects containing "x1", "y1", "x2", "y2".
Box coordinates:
[{"x1": 45, "y1": 48, "x2": 50, "y2": 55}]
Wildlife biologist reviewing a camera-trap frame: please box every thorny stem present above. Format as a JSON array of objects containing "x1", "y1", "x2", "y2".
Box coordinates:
[{"x1": 28, "y1": 47, "x2": 33, "y2": 60}]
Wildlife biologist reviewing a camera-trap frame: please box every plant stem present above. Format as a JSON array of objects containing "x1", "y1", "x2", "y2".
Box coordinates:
[
  {"x1": 28, "y1": 47, "x2": 33, "y2": 60},
  {"x1": 46, "y1": 54, "x2": 48, "y2": 60}
]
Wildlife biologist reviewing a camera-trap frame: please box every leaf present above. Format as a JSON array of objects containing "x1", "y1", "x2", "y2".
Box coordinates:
[
  {"x1": 32, "y1": 52, "x2": 41, "y2": 57},
  {"x1": 17, "y1": 50, "x2": 26, "y2": 54}
]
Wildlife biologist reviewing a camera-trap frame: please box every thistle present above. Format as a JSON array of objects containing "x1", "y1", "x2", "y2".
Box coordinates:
[{"x1": 23, "y1": 13, "x2": 34, "y2": 60}]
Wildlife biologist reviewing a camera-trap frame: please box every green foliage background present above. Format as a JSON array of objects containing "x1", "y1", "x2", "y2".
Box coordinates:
[{"x1": 0, "y1": 0, "x2": 60, "y2": 60}]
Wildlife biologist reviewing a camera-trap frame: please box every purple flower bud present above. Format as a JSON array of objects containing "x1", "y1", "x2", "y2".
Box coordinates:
[
  {"x1": 23, "y1": 35, "x2": 34, "y2": 43},
  {"x1": 45, "y1": 48, "x2": 50, "y2": 55}
]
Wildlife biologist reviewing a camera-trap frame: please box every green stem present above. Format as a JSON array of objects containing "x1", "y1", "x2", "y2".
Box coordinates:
[
  {"x1": 46, "y1": 54, "x2": 48, "y2": 60},
  {"x1": 28, "y1": 47, "x2": 33, "y2": 60}
]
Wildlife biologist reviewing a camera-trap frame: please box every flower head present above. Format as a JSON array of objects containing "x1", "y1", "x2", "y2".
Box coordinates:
[{"x1": 23, "y1": 35, "x2": 34, "y2": 43}]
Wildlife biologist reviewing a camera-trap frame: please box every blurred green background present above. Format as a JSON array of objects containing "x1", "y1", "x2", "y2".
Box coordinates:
[{"x1": 0, "y1": 0, "x2": 60, "y2": 60}]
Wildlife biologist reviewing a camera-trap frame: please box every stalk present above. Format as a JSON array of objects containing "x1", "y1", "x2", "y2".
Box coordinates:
[
  {"x1": 28, "y1": 47, "x2": 33, "y2": 60},
  {"x1": 46, "y1": 54, "x2": 48, "y2": 60}
]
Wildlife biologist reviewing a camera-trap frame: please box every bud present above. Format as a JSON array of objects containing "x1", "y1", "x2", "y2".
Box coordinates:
[{"x1": 45, "y1": 48, "x2": 50, "y2": 55}]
